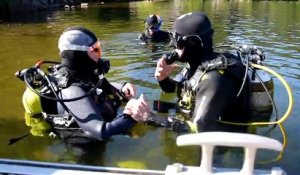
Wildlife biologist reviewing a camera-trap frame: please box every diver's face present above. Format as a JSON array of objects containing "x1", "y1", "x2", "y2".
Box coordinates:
[
  {"x1": 147, "y1": 28, "x2": 155, "y2": 35},
  {"x1": 147, "y1": 24, "x2": 159, "y2": 35},
  {"x1": 87, "y1": 41, "x2": 102, "y2": 62},
  {"x1": 175, "y1": 47, "x2": 187, "y2": 62},
  {"x1": 169, "y1": 30, "x2": 188, "y2": 62},
  {"x1": 175, "y1": 47, "x2": 184, "y2": 61}
]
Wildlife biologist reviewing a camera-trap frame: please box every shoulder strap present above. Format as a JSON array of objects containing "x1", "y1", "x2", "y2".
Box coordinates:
[{"x1": 199, "y1": 53, "x2": 237, "y2": 71}]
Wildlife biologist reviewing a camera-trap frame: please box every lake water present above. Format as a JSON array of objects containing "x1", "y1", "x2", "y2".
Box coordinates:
[{"x1": 0, "y1": 0, "x2": 299, "y2": 174}]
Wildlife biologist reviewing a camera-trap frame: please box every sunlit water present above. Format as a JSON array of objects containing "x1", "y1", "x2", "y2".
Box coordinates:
[{"x1": 0, "y1": 0, "x2": 299, "y2": 174}]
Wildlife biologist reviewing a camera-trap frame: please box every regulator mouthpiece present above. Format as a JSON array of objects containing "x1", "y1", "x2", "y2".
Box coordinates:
[
  {"x1": 97, "y1": 59, "x2": 110, "y2": 75},
  {"x1": 163, "y1": 51, "x2": 179, "y2": 65}
]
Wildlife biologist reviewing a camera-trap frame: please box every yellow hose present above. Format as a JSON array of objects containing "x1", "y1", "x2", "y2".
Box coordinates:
[
  {"x1": 258, "y1": 123, "x2": 287, "y2": 164},
  {"x1": 218, "y1": 63, "x2": 293, "y2": 163},
  {"x1": 219, "y1": 63, "x2": 294, "y2": 126}
]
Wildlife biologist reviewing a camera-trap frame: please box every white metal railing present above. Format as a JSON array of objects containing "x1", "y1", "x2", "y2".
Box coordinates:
[{"x1": 165, "y1": 132, "x2": 286, "y2": 175}]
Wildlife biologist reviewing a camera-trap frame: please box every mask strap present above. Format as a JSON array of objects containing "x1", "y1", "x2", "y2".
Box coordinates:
[
  {"x1": 59, "y1": 44, "x2": 89, "y2": 52},
  {"x1": 184, "y1": 35, "x2": 204, "y2": 48}
]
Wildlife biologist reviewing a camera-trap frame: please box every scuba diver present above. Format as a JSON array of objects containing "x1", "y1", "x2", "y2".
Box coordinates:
[
  {"x1": 154, "y1": 12, "x2": 253, "y2": 133},
  {"x1": 138, "y1": 14, "x2": 170, "y2": 43},
  {"x1": 18, "y1": 26, "x2": 150, "y2": 141}
]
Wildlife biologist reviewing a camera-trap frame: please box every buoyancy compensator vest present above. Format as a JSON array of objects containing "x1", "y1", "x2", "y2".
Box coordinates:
[
  {"x1": 17, "y1": 62, "x2": 63, "y2": 136},
  {"x1": 177, "y1": 45, "x2": 274, "y2": 122},
  {"x1": 16, "y1": 60, "x2": 118, "y2": 137},
  {"x1": 22, "y1": 87, "x2": 53, "y2": 137},
  {"x1": 178, "y1": 53, "x2": 237, "y2": 114}
]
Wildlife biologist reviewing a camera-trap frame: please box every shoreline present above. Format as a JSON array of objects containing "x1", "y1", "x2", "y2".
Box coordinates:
[{"x1": 0, "y1": 0, "x2": 146, "y2": 16}]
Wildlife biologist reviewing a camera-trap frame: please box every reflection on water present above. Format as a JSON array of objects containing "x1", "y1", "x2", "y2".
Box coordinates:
[{"x1": 0, "y1": 1, "x2": 300, "y2": 174}]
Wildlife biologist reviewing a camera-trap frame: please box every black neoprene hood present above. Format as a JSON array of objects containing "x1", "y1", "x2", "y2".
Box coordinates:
[
  {"x1": 146, "y1": 15, "x2": 160, "y2": 26},
  {"x1": 173, "y1": 12, "x2": 213, "y2": 37},
  {"x1": 58, "y1": 26, "x2": 98, "y2": 52},
  {"x1": 58, "y1": 27, "x2": 99, "y2": 73}
]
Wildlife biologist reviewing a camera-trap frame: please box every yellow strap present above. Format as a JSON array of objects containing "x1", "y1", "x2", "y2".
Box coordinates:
[
  {"x1": 218, "y1": 70, "x2": 225, "y2": 74},
  {"x1": 186, "y1": 121, "x2": 198, "y2": 133}
]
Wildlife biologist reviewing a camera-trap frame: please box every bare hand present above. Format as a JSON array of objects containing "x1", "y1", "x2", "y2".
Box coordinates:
[
  {"x1": 155, "y1": 57, "x2": 178, "y2": 81},
  {"x1": 122, "y1": 83, "x2": 136, "y2": 99},
  {"x1": 123, "y1": 94, "x2": 150, "y2": 122}
]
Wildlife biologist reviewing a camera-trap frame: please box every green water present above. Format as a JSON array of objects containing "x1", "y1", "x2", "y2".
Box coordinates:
[{"x1": 0, "y1": 0, "x2": 300, "y2": 174}]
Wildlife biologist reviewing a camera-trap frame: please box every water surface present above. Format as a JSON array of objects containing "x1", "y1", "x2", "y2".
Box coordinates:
[{"x1": 0, "y1": 0, "x2": 299, "y2": 174}]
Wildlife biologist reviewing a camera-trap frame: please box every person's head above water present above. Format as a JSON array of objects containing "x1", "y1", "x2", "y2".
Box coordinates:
[
  {"x1": 58, "y1": 26, "x2": 102, "y2": 73},
  {"x1": 145, "y1": 14, "x2": 162, "y2": 32},
  {"x1": 171, "y1": 12, "x2": 214, "y2": 49},
  {"x1": 170, "y1": 12, "x2": 215, "y2": 63}
]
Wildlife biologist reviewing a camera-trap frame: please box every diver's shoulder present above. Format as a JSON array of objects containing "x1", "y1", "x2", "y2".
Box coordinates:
[
  {"x1": 153, "y1": 30, "x2": 170, "y2": 40},
  {"x1": 60, "y1": 85, "x2": 86, "y2": 98}
]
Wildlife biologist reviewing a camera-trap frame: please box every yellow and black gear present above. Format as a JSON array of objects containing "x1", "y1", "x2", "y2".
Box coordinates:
[
  {"x1": 22, "y1": 87, "x2": 52, "y2": 136},
  {"x1": 22, "y1": 87, "x2": 42, "y2": 115},
  {"x1": 178, "y1": 67, "x2": 208, "y2": 115},
  {"x1": 24, "y1": 112, "x2": 52, "y2": 137}
]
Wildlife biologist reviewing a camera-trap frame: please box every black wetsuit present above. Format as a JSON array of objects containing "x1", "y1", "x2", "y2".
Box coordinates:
[
  {"x1": 158, "y1": 52, "x2": 251, "y2": 132},
  {"x1": 139, "y1": 30, "x2": 170, "y2": 42},
  {"x1": 56, "y1": 75, "x2": 136, "y2": 140}
]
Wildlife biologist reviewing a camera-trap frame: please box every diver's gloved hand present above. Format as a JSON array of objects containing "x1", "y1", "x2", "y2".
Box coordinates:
[
  {"x1": 138, "y1": 33, "x2": 148, "y2": 41},
  {"x1": 169, "y1": 120, "x2": 198, "y2": 134},
  {"x1": 170, "y1": 119, "x2": 190, "y2": 133}
]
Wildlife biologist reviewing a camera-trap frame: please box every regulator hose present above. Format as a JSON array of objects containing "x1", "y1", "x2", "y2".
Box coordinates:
[{"x1": 23, "y1": 61, "x2": 104, "y2": 102}]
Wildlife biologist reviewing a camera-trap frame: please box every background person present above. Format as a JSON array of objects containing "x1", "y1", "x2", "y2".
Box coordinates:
[{"x1": 138, "y1": 14, "x2": 170, "y2": 42}]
